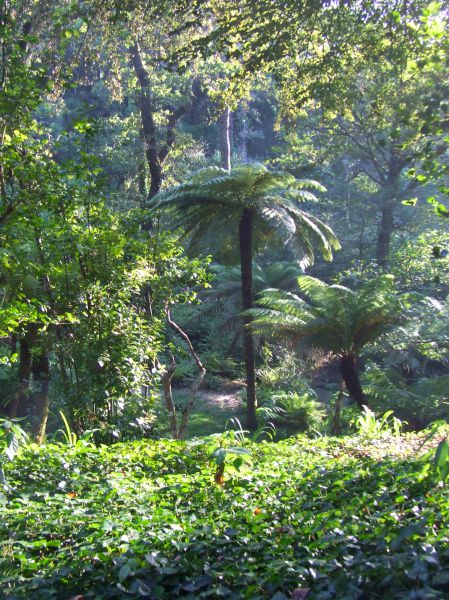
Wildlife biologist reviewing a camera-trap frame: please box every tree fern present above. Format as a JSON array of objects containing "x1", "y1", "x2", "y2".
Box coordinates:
[
  {"x1": 149, "y1": 163, "x2": 339, "y2": 427},
  {"x1": 247, "y1": 274, "x2": 404, "y2": 409},
  {"x1": 149, "y1": 163, "x2": 340, "y2": 266}
]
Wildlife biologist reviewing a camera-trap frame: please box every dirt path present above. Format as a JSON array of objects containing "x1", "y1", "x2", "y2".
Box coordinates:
[{"x1": 196, "y1": 382, "x2": 245, "y2": 412}]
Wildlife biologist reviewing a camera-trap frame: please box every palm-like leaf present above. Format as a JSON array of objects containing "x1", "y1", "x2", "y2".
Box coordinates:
[
  {"x1": 192, "y1": 261, "x2": 305, "y2": 341},
  {"x1": 248, "y1": 274, "x2": 403, "y2": 356},
  {"x1": 149, "y1": 162, "x2": 340, "y2": 266}
]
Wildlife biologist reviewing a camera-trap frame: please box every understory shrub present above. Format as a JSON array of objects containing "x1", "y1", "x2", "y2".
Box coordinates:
[
  {"x1": 364, "y1": 366, "x2": 449, "y2": 426},
  {"x1": 257, "y1": 389, "x2": 326, "y2": 433}
]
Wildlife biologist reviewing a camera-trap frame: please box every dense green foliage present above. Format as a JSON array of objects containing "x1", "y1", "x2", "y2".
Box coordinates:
[
  {"x1": 1, "y1": 431, "x2": 449, "y2": 599},
  {"x1": 1, "y1": 1, "x2": 449, "y2": 597},
  {"x1": 249, "y1": 275, "x2": 403, "y2": 355}
]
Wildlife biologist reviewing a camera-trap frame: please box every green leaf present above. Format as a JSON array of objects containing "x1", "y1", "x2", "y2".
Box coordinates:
[
  {"x1": 434, "y1": 439, "x2": 449, "y2": 470},
  {"x1": 119, "y1": 564, "x2": 132, "y2": 582},
  {"x1": 5, "y1": 431, "x2": 19, "y2": 461}
]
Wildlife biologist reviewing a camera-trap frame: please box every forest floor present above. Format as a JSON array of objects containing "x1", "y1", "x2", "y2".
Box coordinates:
[
  {"x1": 197, "y1": 381, "x2": 245, "y2": 411},
  {"x1": 173, "y1": 381, "x2": 247, "y2": 438}
]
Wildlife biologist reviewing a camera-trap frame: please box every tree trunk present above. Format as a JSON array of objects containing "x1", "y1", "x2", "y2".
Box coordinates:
[
  {"x1": 376, "y1": 154, "x2": 405, "y2": 267},
  {"x1": 340, "y1": 353, "x2": 369, "y2": 410},
  {"x1": 130, "y1": 42, "x2": 190, "y2": 203},
  {"x1": 218, "y1": 108, "x2": 231, "y2": 171},
  {"x1": 376, "y1": 197, "x2": 395, "y2": 267},
  {"x1": 138, "y1": 130, "x2": 147, "y2": 203},
  {"x1": 129, "y1": 42, "x2": 163, "y2": 201},
  {"x1": 30, "y1": 351, "x2": 50, "y2": 445},
  {"x1": 239, "y1": 208, "x2": 257, "y2": 430},
  {"x1": 166, "y1": 310, "x2": 206, "y2": 439},
  {"x1": 8, "y1": 325, "x2": 36, "y2": 418},
  {"x1": 160, "y1": 359, "x2": 178, "y2": 439},
  {"x1": 237, "y1": 105, "x2": 248, "y2": 162}
]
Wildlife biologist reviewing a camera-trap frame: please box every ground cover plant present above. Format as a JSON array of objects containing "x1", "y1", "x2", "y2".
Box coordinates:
[{"x1": 1, "y1": 430, "x2": 449, "y2": 600}]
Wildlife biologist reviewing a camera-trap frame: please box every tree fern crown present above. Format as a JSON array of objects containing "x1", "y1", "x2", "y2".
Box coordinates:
[
  {"x1": 247, "y1": 274, "x2": 404, "y2": 356},
  {"x1": 148, "y1": 163, "x2": 340, "y2": 267}
]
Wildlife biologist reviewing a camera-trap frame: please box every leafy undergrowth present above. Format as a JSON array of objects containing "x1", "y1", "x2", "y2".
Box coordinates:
[{"x1": 1, "y1": 432, "x2": 449, "y2": 600}]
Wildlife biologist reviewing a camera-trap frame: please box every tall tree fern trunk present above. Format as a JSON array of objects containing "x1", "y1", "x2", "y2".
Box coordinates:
[
  {"x1": 239, "y1": 208, "x2": 257, "y2": 429},
  {"x1": 340, "y1": 353, "x2": 369, "y2": 410}
]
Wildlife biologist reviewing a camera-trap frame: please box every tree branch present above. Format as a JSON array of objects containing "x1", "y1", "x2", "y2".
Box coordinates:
[{"x1": 166, "y1": 308, "x2": 206, "y2": 439}]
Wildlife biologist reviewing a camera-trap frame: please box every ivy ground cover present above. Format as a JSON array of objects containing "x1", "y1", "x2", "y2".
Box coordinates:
[{"x1": 1, "y1": 434, "x2": 449, "y2": 599}]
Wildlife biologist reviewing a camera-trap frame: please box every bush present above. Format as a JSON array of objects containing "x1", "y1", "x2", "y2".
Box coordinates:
[
  {"x1": 363, "y1": 366, "x2": 449, "y2": 427},
  {"x1": 257, "y1": 389, "x2": 326, "y2": 433}
]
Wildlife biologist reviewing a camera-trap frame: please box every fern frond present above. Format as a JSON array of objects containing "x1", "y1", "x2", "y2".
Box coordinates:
[
  {"x1": 149, "y1": 163, "x2": 339, "y2": 281},
  {"x1": 250, "y1": 275, "x2": 404, "y2": 356}
]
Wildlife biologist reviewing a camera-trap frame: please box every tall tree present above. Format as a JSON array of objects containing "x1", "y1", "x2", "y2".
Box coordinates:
[
  {"x1": 128, "y1": 41, "x2": 194, "y2": 199},
  {"x1": 218, "y1": 108, "x2": 232, "y2": 171},
  {"x1": 319, "y1": 57, "x2": 445, "y2": 266},
  {"x1": 149, "y1": 163, "x2": 339, "y2": 428}
]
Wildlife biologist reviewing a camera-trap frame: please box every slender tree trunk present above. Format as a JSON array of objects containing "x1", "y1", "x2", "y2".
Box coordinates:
[
  {"x1": 358, "y1": 212, "x2": 366, "y2": 261},
  {"x1": 340, "y1": 353, "x2": 369, "y2": 410},
  {"x1": 237, "y1": 105, "x2": 248, "y2": 162},
  {"x1": 30, "y1": 351, "x2": 50, "y2": 444},
  {"x1": 160, "y1": 358, "x2": 178, "y2": 439},
  {"x1": 239, "y1": 208, "x2": 257, "y2": 430},
  {"x1": 376, "y1": 197, "x2": 395, "y2": 267},
  {"x1": 155, "y1": 312, "x2": 205, "y2": 440},
  {"x1": 8, "y1": 325, "x2": 36, "y2": 418},
  {"x1": 166, "y1": 310, "x2": 206, "y2": 439},
  {"x1": 218, "y1": 108, "x2": 231, "y2": 171}
]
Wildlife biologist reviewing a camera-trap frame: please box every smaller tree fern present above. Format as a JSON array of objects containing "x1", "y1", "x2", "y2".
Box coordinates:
[
  {"x1": 247, "y1": 274, "x2": 404, "y2": 409},
  {"x1": 192, "y1": 261, "x2": 304, "y2": 351}
]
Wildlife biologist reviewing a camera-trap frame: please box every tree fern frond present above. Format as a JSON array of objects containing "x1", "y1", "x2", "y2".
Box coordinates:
[
  {"x1": 149, "y1": 163, "x2": 338, "y2": 266},
  {"x1": 243, "y1": 307, "x2": 306, "y2": 333},
  {"x1": 257, "y1": 203, "x2": 297, "y2": 241},
  {"x1": 291, "y1": 179, "x2": 327, "y2": 192},
  {"x1": 281, "y1": 189, "x2": 320, "y2": 203},
  {"x1": 251, "y1": 275, "x2": 405, "y2": 357},
  {"x1": 187, "y1": 166, "x2": 229, "y2": 184},
  {"x1": 296, "y1": 275, "x2": 327, "y2": 297}
]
